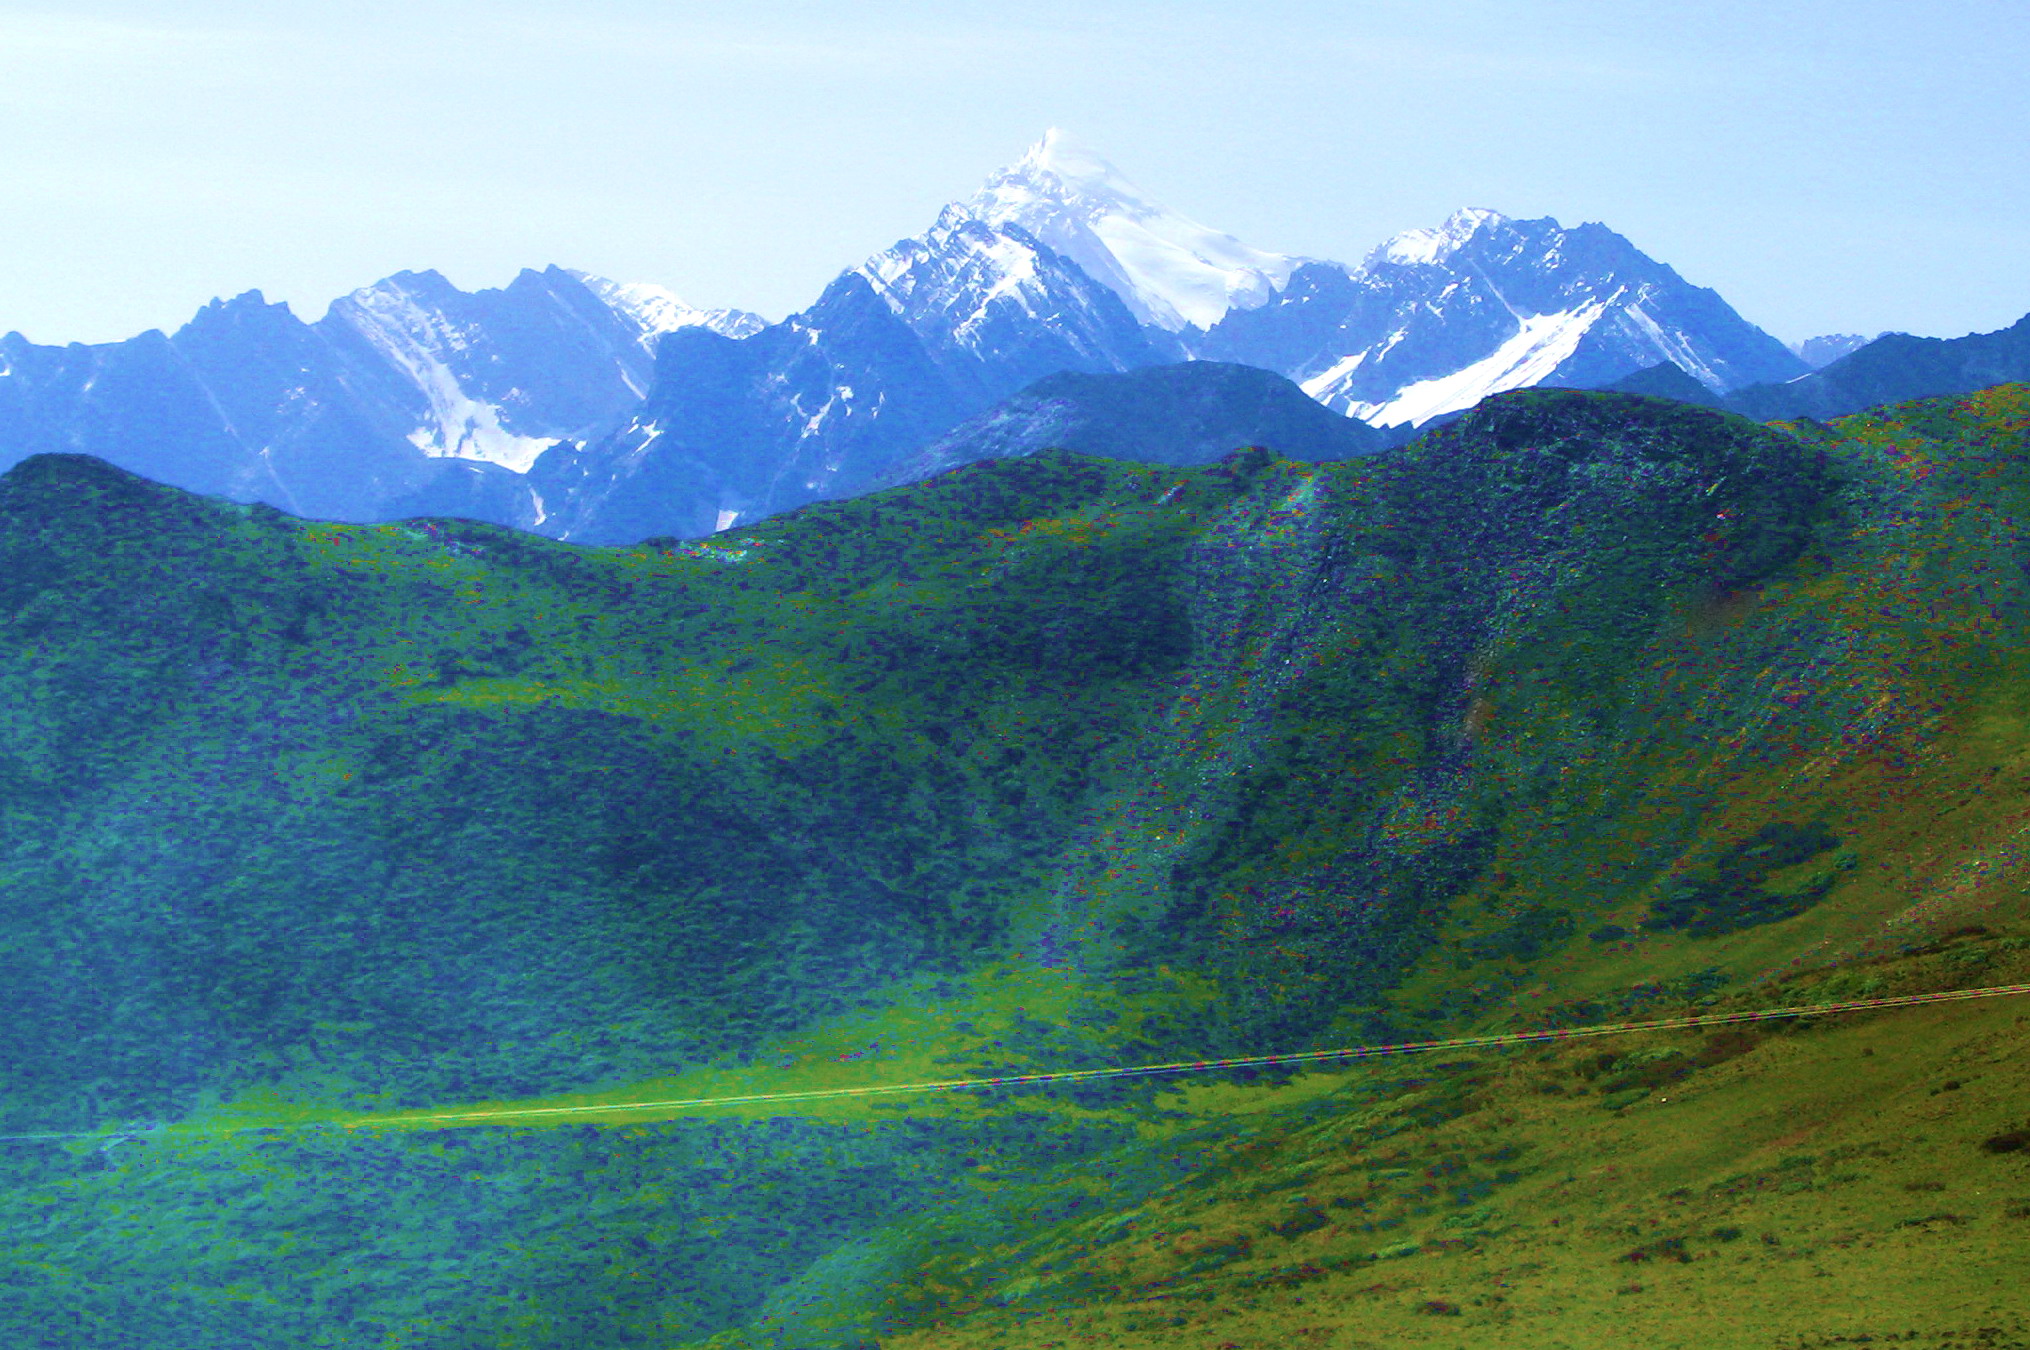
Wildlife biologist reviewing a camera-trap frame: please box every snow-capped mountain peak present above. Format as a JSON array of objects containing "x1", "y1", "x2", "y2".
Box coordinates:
[
  {"x1": 964, "y1": 128, "x2": 1302, "y2": 333},
  {"x1": 856, "y1": 205, "x2": 1049, "y2": 339},
  {"x1": 1011, "y1": 127, "x2": 1141, "y2": 204},
  {"x1": 563, "y1": 270, "x2": 767, "y2": 344},
  {"x1": 852, "y1": 201, "x2": 1173, "y2": 394},
  {"x1": 1369, "y1": 208, "x2": 1510, "y2": 269},
  {"x1": 1201, "y1": 210, "x2": 1809, "y2": 429}
]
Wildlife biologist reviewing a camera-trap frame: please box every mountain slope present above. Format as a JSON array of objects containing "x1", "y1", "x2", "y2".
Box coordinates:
[
  {"x1": 870, "y1": 360, "x2": 1383, "y2": 489},
  {"x1": 879, "y1": 392, "x2": 2030, "y2": 1350},
  {"x1": 1726, "y1": 311, "x2": 2030, "y2": 422},
  {"x1": 1198, "y1": 210, "x2": 1809, "y2": 427},
  {"x1": 0, "y1": 386, "x2": 1839, "y2": 1133},
  {"x1": 965, "y1": 128, "x2": 1303, "y2": 333}
]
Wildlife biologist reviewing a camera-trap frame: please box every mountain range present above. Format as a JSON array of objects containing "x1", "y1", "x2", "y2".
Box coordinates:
[
  {"x1": 534, "y1": 134, "x2": 1823, "y2": 541},
  {"x1": 1192, "y1": 205, "x2": 1807, "y2": 425},
  {"x1": 6, "y1": 130, "x2": 1960, "y2": 545},
  {"x1": 0, "y1": 265, "x2": 761, "y2": 526}
]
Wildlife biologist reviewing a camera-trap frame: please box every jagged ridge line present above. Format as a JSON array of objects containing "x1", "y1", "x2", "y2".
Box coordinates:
[{"x1": 4, "y1": 983, "x2": 2021, "y2": 1143}]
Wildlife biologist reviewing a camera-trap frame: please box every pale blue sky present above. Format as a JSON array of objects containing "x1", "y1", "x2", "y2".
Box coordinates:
[{"x1": 3, "y1": 0, "x2": 2025, "y2": 347}]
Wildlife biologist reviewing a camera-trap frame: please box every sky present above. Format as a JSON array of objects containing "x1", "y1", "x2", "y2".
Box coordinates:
[{"x1": 1, "y1": 0, "x2": 2025, "y2": 347}]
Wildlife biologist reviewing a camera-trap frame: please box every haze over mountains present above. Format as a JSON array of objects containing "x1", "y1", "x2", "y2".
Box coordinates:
[{"x1": 1, "y1": 130, "x2": 2024, "y2": 546}]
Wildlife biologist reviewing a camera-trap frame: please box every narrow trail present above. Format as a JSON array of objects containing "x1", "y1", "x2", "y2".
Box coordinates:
[{"x1": 10, "y1": 981, "x2": 2023, "y2": 1144}]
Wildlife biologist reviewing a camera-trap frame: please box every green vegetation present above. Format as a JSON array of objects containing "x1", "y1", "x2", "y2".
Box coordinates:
[
  {"x1": 1, "y1": 385, "x2": 2028, "y2": 1346},
  {"x1": 880, "y1": 926, "x2": 2030, "y2": 1350},
  {"x1": 1642, "y1": 820, "x2": 1843, "y2": 936}
]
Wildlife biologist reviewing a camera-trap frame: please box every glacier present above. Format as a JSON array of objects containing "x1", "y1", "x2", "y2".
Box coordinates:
[{"x1": 966, "y1": 128, "x2": 1302, "y2": 333}]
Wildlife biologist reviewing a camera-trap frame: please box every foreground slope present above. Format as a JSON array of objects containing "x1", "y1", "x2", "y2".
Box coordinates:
[
  {"x1": 1, "y1": 388, "x2": 2028, "y2": 1346},
  {"x1": 883, "y1": 929, "x2": 2030, "y2": 1350},
  {"x1": 874, "y1": 383, "x2": 2030, "y2": 1346}
]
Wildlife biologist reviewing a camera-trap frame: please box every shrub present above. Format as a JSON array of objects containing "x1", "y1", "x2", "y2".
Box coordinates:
[{"x1": 1644, "y1": 821, "x2": 1841, "y2": 936}]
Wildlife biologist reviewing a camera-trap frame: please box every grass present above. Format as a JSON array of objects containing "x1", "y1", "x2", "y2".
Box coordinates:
[
  {"x1": 174, "y1": 960, "x2": 1224, "y2": 1136},
  {"x1": 875, "y1": 927, "x2": 2030, "y2": 1349}
]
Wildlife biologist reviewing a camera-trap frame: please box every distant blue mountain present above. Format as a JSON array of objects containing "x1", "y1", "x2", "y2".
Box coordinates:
[
  {"x1": 0, "y1": 266, "x2": 757, "y2": 524},
  {"x1": 531, "y1": 214, "x2": 1176, "y2": 543},
  {"x1": 1, "y1": 133, "x2": 1950, "y2": 547},
  {"x1": 1723, "y1": 313, "x2": 2030, "y2": 422},
  {"x1": 869, "y1": 361, "x2": 1382, "y2": 492}
]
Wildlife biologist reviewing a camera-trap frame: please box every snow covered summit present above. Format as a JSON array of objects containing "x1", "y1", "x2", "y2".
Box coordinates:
[
  {"x1": 1367, "y1": 207, "x2": 1510, "y2": 269},
  {"x1": 853, "y1": 202, "x2": 1167, "y2": 396},
  {"x1": 562, "y1": 271, "x2": 767, "y2": 346},
  {"x1": 965, "y1": 128, "x2": 1303, "y2": 333},
  {"x1": 1200, "y1": 211, "x2": 1811, "y2": 428}
]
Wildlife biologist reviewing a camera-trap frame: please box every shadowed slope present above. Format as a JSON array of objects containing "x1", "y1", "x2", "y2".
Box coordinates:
[
  {"x1": 1726, "y1": 311, "x2": 2030, "y2": 422},
  {"x1": 869, "y1": 361, "x2": 1383, "y2": 490}
]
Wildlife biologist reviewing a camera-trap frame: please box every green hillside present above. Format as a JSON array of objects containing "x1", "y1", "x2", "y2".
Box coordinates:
[{"x1": 1, "y1": 386, "x2": 2027, "y2": 1347}]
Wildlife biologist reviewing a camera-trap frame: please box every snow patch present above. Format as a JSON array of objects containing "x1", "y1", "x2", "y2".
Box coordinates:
[
  {"x1": 965, "y1": 128, "x2": 1302, "y2": 331},
  {"x1": 565, "y1": 270, "x2": 767, "y2": 345},
  {"x1": 1331, "y1": 299, "x2": 1611, "y2": 427},
  {"x1": 336, "y1": 281, "x2": 558, "y2": 473},
  {"x1": 1369, "y1": 208, "x2": 1508, "y2": 269},
  {"x1": 1616, "y1": 298, "x2": 1723, "y2": 390},
  {"x1": 1299, "y1": 348, "x2": 1368, "y2": 396}
]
